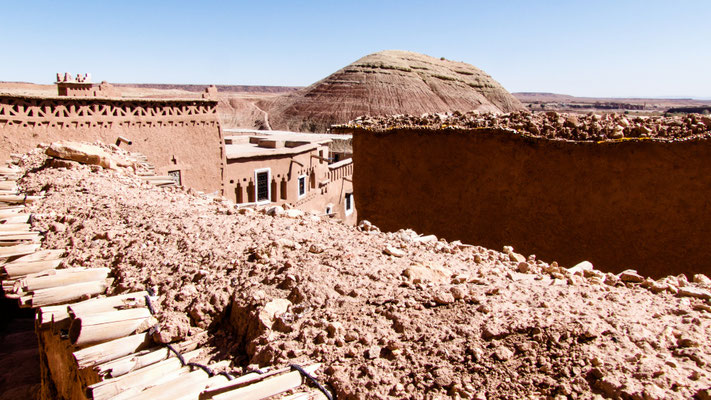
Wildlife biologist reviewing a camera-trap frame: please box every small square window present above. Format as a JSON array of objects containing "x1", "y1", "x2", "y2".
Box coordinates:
[
  {"x1": 345, "y1": 193, "x2": 354, "y2": 216},
  {"x1": 298, "y1": 175, "x2": 306, "y2": 198}
]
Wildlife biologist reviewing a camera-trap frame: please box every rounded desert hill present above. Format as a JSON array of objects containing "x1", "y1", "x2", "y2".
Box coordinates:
[{"x1": 263, "y1": 50, "x2": 525, "y2": 132}]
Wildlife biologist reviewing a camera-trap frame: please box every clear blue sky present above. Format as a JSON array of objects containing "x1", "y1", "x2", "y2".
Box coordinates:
[{"x1": 2, "y1": 0, "x2": 710, "y2": 98}]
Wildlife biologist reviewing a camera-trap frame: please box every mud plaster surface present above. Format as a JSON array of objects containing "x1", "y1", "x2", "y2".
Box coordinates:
[{"x1": 13, "y1": 146, "x2": 711, "y2": 400}]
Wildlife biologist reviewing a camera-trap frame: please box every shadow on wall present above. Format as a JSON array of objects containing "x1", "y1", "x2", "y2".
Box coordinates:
[{"x1": 353, "y1": 128, "x2": 711, "y2": 278}]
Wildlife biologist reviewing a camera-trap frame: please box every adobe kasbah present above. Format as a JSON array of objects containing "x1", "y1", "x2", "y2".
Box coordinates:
[{"x1": 2, "y1": 3, "x2": 711, "y2": 399}]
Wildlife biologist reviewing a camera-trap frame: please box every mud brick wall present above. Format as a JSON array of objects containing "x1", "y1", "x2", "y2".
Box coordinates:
[
  {"x1": 353, "y1": 127, "x2": 711, "y2": 278},
  {"x1": 0, "y1": 95, "x2": 224, "y2": 194}
]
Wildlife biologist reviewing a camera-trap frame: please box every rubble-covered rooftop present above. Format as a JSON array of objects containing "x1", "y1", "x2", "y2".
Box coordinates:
[
  {"x1": 224, "y1": 134, "x2": 330, "y2": 160},
  {"x1": 9, "y1": 142, "x2": 711, "y2": 399},
  {"x1": 337, "y1": 111, "x2": 711, "y2": 142}
]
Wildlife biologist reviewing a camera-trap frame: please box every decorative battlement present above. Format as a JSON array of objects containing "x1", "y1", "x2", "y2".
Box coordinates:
[
  {"x1": 55, "y1": 73, "x2": 122, "y2": 98},
  {"x1": 56, "y1": 72, "x2": 92, "y2": 83},
  {"x1": 0, "y1": 95, "x2": 218, "y2": 129}
]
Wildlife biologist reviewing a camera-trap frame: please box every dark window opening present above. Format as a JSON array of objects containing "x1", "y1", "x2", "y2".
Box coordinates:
[
  {"x1": 298, "y1": 176, "x2": 306, "y2": 197},
  {"x1": 256, "y1": 171, "x2": 269, "y2": 202},
  {"x1": 345, "y1": 192, "x2": 353, "y2": 215},
  {"x1": 168, "y1": 170, "x2": 181, "y2": 186}
]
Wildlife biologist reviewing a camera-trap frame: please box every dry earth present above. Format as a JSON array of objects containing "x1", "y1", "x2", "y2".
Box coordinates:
[{"x1": 9, "y1": 143, "x2": 711, "y2": 399}]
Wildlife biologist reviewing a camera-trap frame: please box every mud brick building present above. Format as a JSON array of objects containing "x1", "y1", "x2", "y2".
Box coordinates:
[
  {"x1": 0, "y1": 79, "x2": 224, "y2": 194},
  {"x1": 223, "y1": 131, "x2": 355, "y2": 223}
]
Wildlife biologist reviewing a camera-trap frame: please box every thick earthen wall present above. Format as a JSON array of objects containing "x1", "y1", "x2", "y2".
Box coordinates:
[
  {"x1": 353, "y1": 128, "x2": 711, "y2": 277},
  {"x1": 0, "y1": 95, "x2": 224, "y2": 193}
]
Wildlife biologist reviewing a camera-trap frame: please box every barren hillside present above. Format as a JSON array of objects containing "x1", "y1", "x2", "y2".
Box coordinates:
[
  {"x1": 514, "y1": 92, "x2": 711, "y2": 114},
  {"x1": 264, "y1": 50, "x2": 525, "y2": 132}
]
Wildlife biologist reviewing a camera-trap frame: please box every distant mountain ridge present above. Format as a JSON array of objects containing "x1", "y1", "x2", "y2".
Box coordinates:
[{"x1": 112, "y1": 83, "x2": 301, "y2": 94}]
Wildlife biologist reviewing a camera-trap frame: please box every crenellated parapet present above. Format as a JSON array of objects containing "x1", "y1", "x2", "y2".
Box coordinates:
[{"x1": 0, "y1": 95, "x2": 218, "y2": 129}]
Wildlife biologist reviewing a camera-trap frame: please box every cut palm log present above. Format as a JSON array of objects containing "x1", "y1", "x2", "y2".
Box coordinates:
[
  {"x1": 280, "y1": 393, "x2": 313, "y2": 400},
  {"x1": 75, "y1": 329, "x2": 206, "y2": 371},
  {"x1": 0, "y1": 181, "x2": 17, "y2": 191},
  {"x1": 73, "y1": 333, "x2": 151, "y2": 369},
  {"x1": 211, "y1": 364, "x2": 321, "y2": 400},
  {"x1": 69, "y1": 307, "x2": 154, "y2": 346},
  {"x1": 202, "y1": 367, "x2": 290, "y2": 398},
  {"x1": 37, "y1": 304, "x2": 71, "y2": 327},
  {"x1": 2, "y1": 258, "x2": 63, "y2": 278},
  {"x1": 9, "y1": 249, "x2": 64, "y2": 264},
  {"x1": 0, "y1": 243, "x2": 41, "y2": 259},
  {"x1": 2, "y1": 280, "x2": 16, "y2": 291},
  {"x1": 0, "y1": 239, "x2": 40, "y2": 247},
  {"x1": 148, "y1": 179, "x2": 177, "y2": 186},
  {"x1": 129, "y1": 363, "x2": 231, "y2": 400},
  {"x1": 0, "y1": 208, "x2": 24, "y2": 218},
  {"x1": 28, "y1": 279, "x2": 110, "y2": 307},
  {"x1": 0, "y1": 210, "x2": 25, "y2": 219},
  {"x1": 68, "y1": 291, "x2": 149, "y2": 319},
  {"x1": 106, "y1": 369, "x2": 194, "y2": 400},
  {"x1": 0, "y1": 195, "x2": 42, "y2": 204},
  {"x1": 95, "y1": 334, "x2": 204, "y2": 379},
  {"x1": 0, "y1": 214, "x2": 31, "y2": 224},
  {"x1": 0, "y1": 223, "x2": 31, "y2": 232},
  {"x1": 86, "y1": 349, "x2": 203, "y2": 400},
  {"x1": 0, "y1": 167, "x2": 20, "y2": 175},
  {"x1": 143, "y1": 175, "x2": 175, "y2": 181},
  {"x1": 0, "y1": 204, "x2": 25, "y2": 215},
  {"x1": 21, "y1": 268, "x2": 110, "y2": 292},
  {"x1": 0, "y1": 232, "x2": 41, "y2": 241}
]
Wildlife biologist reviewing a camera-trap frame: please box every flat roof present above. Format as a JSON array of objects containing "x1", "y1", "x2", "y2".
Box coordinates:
[
  {"x1": 224, "y1": 134, "x2": 331, "y2": 160},
  {"x1": 224, "y1": 128, "x2": 352, "y2": 140}
]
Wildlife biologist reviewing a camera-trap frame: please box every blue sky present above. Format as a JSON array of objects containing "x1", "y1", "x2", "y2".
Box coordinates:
[{"x1": 2, "y1": 0, "x2": 710, "y2": 98}]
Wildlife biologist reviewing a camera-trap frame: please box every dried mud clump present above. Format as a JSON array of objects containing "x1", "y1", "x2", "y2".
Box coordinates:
[
  {"x1": 345, "y1": 110, "x2": 711, "y2": 142},
  {"x1": 15, "y1": 144, "x2": 711, "y2": 399}
]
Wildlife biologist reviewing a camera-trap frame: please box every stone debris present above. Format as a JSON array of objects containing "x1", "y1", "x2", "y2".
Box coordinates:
[
  {"x1": 284, "y1": 208, "x2": 304, "y2": 218},
  {"x1": 345, "y1": 110, "x2": 711, "y2": 142},
  {"x1": 46, "y1": 141, "x2": 134, "y2": 170},
  {"x1": 568, "y1": 260, "x2": 594, "y2": 275},
  {"x1": 258, "y1": 298, "x2": 292, "y2": 329},
  {"x1": 402, "y1": 263, "x2": 451, "y2": 284},
  {"x1": 384, "y1": 245, "x2": 405, "y2": 258},
  {"x1": 694, "y1": 274, "x2": 711, "y2": 287},
  {"x1": 678, "y1": 286, "x2": 711, "y2": 300},
  {"x1": 619, "y1": 269, "x2": 645, "y2": 283},
  {"x1": 265, "y1": 205, "x2": 285, "y2": 217}
]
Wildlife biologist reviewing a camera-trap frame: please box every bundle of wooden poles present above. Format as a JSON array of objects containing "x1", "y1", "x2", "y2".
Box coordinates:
[{"x1": 0, "y1": 161, "x2": 330, "y2": 400}]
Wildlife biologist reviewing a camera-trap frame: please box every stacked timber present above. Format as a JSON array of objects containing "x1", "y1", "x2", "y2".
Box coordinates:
[
  {"x1": 131, "y1": 155, "x2": 177, "y2": 187},
  {"x1": 0, "y1": 161, "x2": 331, "y2": 400}
]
